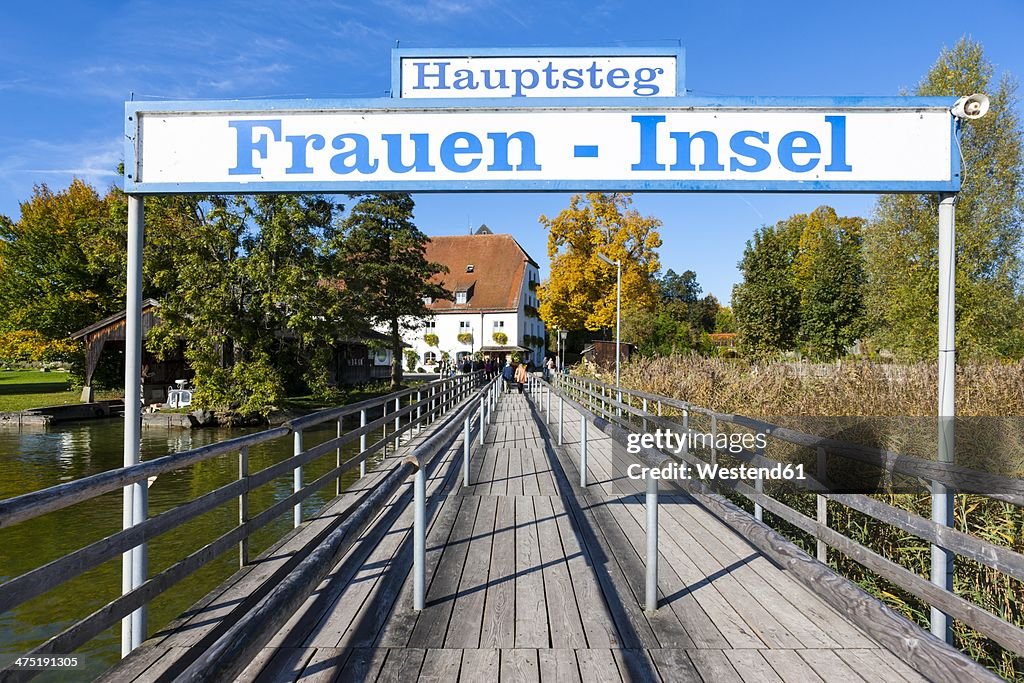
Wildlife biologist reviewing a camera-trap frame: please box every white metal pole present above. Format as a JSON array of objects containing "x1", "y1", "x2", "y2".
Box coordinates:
[
  {"x1": 293, "y1": 430, "x2": 303, "y2": 527},
  {"x1": 413, "y1": 465, "x2": 426, "y2": 610},
  {"x1": 463, "y1": 414, "x2": 471, "y2": 487},
  {"x1": 336, "y1": 419, "x2": 343, "y2": 496},
  {"x1": 580, "y1": 416, "x2": 588, "y2": 488},
  {"x1": 616, "y1": 260, "x2": 621, "y2": 413},
  {"x1": 932, "y1": 192, "x2": 956, "y2": 643},
  {"x1": 479, "y1": 398, "x2": 486, "y2": 446},
  {"x1": 645, "y1": 473, "x2": 659, "y2": 612},
  {"x1": 121, "y1": 195, "x2": 146, "y2": 655},
  {"x1": 359, "y1": 409, "x2": 367, "y2": 478}
]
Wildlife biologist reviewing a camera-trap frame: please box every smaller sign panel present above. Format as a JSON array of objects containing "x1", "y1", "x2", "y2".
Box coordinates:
[{"x1": 394, "y1": 47, "x2": 683, "y2": 99}]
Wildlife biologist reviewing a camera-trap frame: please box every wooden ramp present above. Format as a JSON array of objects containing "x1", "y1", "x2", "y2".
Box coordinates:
[{"x1": 108, "y1": 390, "x2": 929, "y2": 682}]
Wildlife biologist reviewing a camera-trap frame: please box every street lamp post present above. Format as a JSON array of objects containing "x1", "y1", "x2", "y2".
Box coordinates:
[
  {"x1": 558, "y1": 329, "x2": 568, "y2": 374},
  {"x1": 597, "y1": 253, "x2": 622, "y2": 398}
]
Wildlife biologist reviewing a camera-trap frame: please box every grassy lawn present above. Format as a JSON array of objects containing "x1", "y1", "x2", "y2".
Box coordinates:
[{"x1": 0, "y1": 369, "x2": 121, "y2": 412}]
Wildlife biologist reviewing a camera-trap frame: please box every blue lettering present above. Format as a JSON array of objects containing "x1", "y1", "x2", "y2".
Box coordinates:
[
  {"x1": 631, "y1": 115, "x2": 666, "y2": 171},
  {"x1": 511, "y1": 69, "x2": 538, "y2": 97},
  {"x1": 824, "y1": 115, "x2": 852, "y2": 171},
  {"x1": 440, "y1": 132, "x2": 482, "y2": 172},
  {"x1": 482, "y1": 70, "x2": 507, "y2": 89},
  {"x1": 414, "y1": 61, "x2": 449, "y2": 90},
  {"x1": 382, "y1": 133, "x2": 434, "y2": 173},
  {"x1": 669, "y1": 131, "x2": 724, "y2": 171},
  {"x1": 729, "y1": 131, "x2": 771, "y2": 172},
  {"x1": 486, "y1": 132, "x2": 541, "y2": 171},
  {"x1": 606, "y1": 68, "x2": 629, "y2": 88},
  {"x1": 228, "y1": 119, "x2": 281, "y2": 175},
  {"x1": 563, "y1": 68, "x2": 584, "y2": 89},
  {"x1": 285, "y1": 134, "x2": 325, "y2": 174},
  {"x1": 329, "y1": 134, "x2": 378, "y2": 174},
  {"x1": 778, "y1": 131, "x2": 820, "y2": 172},
  {"x1": 633, "y1": 67, "x2": 661, "y2": 96},
  {"x1": 452, "y1": 69, "x2": 478, "y2": 91}
]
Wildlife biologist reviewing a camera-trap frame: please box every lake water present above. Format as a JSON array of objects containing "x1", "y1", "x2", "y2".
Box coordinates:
[{"x1": 0, "y1": 416, "x2": 390, "y2": 680}]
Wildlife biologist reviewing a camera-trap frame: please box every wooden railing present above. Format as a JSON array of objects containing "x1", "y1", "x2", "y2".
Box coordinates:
[
  {"x1": 539, "y1": 373, "x2": 1020, "y2": 682},
  {"x1": 0, "y1": 371, "x2": 486, "y2": 679}
]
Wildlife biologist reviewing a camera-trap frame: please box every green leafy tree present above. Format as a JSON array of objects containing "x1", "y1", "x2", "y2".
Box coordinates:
[
  {"x1": 864, "y1": 37, "x2": 1024, "y2": 359},
  {"x1": 0, "y1": 180, "x2": 123, "y2": 338},
  {"x1": 537, "y1": 193, "x2": 662, "y2": 334},
  {"x1": 794, "y1": 207, "x2": 866, "y2": 359},
  {"x1": 732, "y1": 218, "x2": 802, "y2": 356},
  {"x1": 331, "y1": 193, "x2": 448, "y2": 389}
]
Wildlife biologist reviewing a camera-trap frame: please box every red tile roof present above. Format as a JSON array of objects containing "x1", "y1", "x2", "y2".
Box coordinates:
[{"x1": 425, "y1": 234, "x2": 537, "y2": 312}]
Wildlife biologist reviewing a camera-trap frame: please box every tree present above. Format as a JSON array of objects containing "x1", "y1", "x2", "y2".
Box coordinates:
[
  {"x1": 0, "y1": 180, "x2": 123, "y2": 338},
  {"x1": 794, "y1": 207, "x2": 866, "y2": 359},
  {"x1": 864, "y1": 37, "x2": 1024, "y2": 359},
  {"x1": 537, "y1": 193, "x2": 662, "y2": 334},
  {"x1": 331, "y1": 193, "x2": 448, "y2": 389},
  {"x1": 732, "y1": 217, "x2": 802, "y2": 356}
]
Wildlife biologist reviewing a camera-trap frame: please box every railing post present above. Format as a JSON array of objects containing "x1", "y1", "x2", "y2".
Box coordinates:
[
  {"x1": 546, "y1": 384, "x2": 551, "y2": 423},
  {"x1": 416, "y1": 390, "x2": 422, "y2": 434},
  {"x1": 394, "y1": 397, "x2": 400, "y2": 450},
  {"x1": 558, "y1": 392, "x2": 564, "y2": 446},
  {"x1": 710, "y1": 414, "x2": 718, "y2": 467},
  {"x1": 413, "y1": 464, "x2": 426, "y2": 610},
  {"x1": 682, "y1": 407, "x2": 689, "y2": 455},
  {"x1": 293, "y1": 430, "x2": 303, "y2": 527},
  {"x1": 657, "y1": 400, "x2": 662, "y2": 417},
  {"x1": 645, "y1": 473, "x2": 659, "y2": 612},
  {"x1": 382, "y1": 399, "x2": 388, "y2": 457},
  {"x1": 479, "y1": 398, "x2": 486, "y2": 446},
  {"x1": 754, "y1": 432, "x2": 764, "y2": 522},
  {"x1": 464, "y1": 413, "x2": 471, "y2": 487},
  {"x1": 359, "y1": 409, "x2": 367, "y2": 478},
  {"x1": 642, "y1": 397, "x2": 648, "y2": 432},
  {"x1": 239, "y1": 446, "x2": 249, "y2": 567},
  {"x1": 336, "y1": 418, "x2": 343, "y2": 496},
  {"x1": 580, "y1": 415, "x2": 588, "y2": 488},
  {"x1": 817, "y1": 446, "x2": 828, "y2": 563}
]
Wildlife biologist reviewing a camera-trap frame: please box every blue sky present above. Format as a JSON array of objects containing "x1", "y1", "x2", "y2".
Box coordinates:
[{"x1": 2, "y1": 0, "x2": 1022, "y2": 303}]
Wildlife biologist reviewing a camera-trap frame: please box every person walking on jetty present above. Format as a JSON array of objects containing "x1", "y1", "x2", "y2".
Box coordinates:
[
  {"x1": 501, "y1": 360, "x2": 515, "y2": 393},
  {"x1": 514, "y1": 362, "x2": 528, "y2": 393}
]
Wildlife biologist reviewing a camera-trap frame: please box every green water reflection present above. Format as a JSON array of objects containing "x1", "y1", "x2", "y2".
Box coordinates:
[{"x1": 0, "y1": 416, "x2": 392, "y2": 680}]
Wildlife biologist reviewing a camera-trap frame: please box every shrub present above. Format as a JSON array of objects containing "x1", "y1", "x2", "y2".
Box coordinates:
[
  {"x1": 493, "y1": 332, "x2": 508, "y2": 346},
  {"x1": 457, "y1": 332, "x2": 473, "y2": 345},
  {"x1": 424, "y1": 333, "x2": 439, "y2": 347},
  {"x1": 404, "y1": 349, "x2": 419, "y2": 372}
]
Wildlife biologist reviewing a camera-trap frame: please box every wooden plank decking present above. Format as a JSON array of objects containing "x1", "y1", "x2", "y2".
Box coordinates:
[{"x1": 107, "y1": 389, "x2": 930, "y2": 682}]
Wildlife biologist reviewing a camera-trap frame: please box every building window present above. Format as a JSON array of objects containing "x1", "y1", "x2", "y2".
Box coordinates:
[
  {"x1": 493, "y1": 320, "x2": 504, "y2": 329},
  {"x1": 422, "y1": 296, "x2": 432, "y2": 305},
  {"x1": 455, "y1": 291, "x2": 467, "y2": 305},
  {"x1": 424, "y1": 351, "x2": 437, "y2": 365},
  {"x1": 424, "y1": 320, "x2": 436, "y2": 330},
  {"x1": 459, "y1": 320, "x2": 471, "y2": 330}
]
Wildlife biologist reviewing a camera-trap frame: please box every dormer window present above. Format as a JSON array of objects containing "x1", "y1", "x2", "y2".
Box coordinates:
[
  {"x1": 466, "y1": 264, "x2": 475, "y2": 273},
  {"x1": 422, "y1": 296, "x2": 433, "y2": 305},
  {"x1": 455, "y1": 291, "x2": 468, "y2": 305}
]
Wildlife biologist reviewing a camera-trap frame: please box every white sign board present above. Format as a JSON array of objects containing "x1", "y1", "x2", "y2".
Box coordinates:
[
  {"x1": 393, "y1": 47, "x2": 683, "y2": 99},
  {"x1": 125, "y1": 99, "x2": 958, "y2": 194}
]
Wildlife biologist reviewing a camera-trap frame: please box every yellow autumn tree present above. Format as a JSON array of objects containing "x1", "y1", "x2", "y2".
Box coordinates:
[{"x1": 537, "y1": 193, "x2": 662, "y2": 332}]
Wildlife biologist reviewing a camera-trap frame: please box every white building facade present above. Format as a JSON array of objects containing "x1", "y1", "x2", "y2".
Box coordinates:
[{"x1": 403, "y1": 229, "x2": 545, "y2": 369}]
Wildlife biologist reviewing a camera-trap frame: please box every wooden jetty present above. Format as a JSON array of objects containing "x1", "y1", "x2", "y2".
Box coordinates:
[
  {"x1": 102, "y1": 391, "x2": 979, "y2": 682},
  {"x1": 3, "y1": 372, "x2": 1018, "y2": 682}
]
